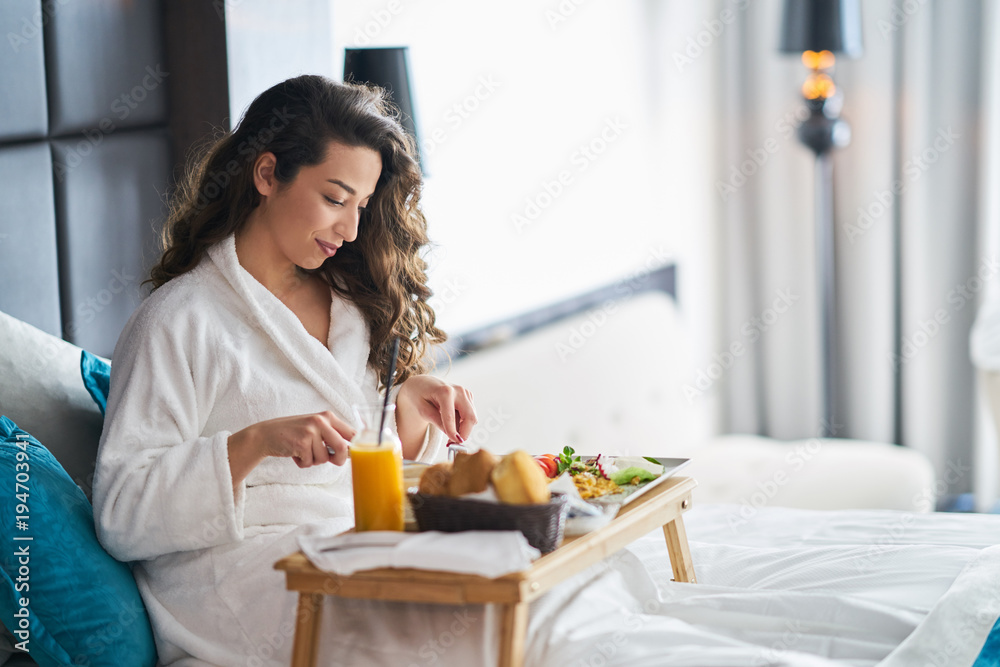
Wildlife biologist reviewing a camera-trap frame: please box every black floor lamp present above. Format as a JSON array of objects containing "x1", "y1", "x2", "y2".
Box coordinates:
[
  {"x1": 780, "y1": 0, "x2": 863, "y2": 436},
  {"x1": 344, "y1": 47, "x2": 422, "y2": 170}
]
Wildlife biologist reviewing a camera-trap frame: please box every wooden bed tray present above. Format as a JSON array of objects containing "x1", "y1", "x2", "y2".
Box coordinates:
[{"x1": 274, "y1": 475, "x2": 697, "y2": 667}]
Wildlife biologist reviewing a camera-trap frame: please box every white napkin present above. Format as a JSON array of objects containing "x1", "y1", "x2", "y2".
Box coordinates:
[{"x1": 298, "y1": 530, "x2": 541, "y2": 578}]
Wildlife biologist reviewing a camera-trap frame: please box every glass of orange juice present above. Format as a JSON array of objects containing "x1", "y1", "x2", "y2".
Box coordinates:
[{"x1": 350, "y1": 403, "x2": 405, "y2": 532}]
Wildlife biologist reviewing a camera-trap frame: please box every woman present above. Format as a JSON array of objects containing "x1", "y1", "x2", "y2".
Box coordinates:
[{"x1": 93, "y1": 75, "x2": 481, "y2": 666}]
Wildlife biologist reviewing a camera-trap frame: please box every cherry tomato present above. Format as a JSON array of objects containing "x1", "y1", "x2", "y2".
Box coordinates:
[{"x1": 534, "y1": 456, "x2": 558, "y2": 478}]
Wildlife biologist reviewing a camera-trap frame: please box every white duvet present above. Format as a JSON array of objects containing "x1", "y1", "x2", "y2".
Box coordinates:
[{"x1": 520, "y1": 504, "x2": 1000, "y2": 667}]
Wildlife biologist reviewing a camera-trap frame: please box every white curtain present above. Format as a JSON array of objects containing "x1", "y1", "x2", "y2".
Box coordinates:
[
  {"x1": 716, "y1": 0, "x2": 998, "y2": 498},
  {"x1": 971, "y1": 0, "x2": 1000, "y2": 509}
]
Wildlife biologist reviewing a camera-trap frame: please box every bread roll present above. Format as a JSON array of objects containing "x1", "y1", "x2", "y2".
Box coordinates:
[
  {"x1": 418, "y1": 462, "x2": 453, "y2": 496},
  {"x1": 448, "y1": 449, "x2": 498, "y2": 496},
  {"x1": 491, "y1": 450, "x2": 551, "y2": 505}
]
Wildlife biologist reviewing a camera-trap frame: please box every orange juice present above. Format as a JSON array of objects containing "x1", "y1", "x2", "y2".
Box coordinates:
[{"x1": 350, "y1": 443, "x2": 404, "y2": 531}]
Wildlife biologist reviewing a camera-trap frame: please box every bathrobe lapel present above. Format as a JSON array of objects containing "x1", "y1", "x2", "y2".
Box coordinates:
[
  {"x1": 207, "y1": 234, "x2": 370, "y2": 424},
  {"x1": 326, "y1": 278, "x2": 371, "y2": 390}
]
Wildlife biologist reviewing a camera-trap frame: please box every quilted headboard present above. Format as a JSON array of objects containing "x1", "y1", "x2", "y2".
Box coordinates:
[{"x1": 0, "y1": 0, "x2": 172, "y2": 358}]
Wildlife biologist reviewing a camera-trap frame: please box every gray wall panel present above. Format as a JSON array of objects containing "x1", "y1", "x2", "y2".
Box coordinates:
[
  {"x1": 0, "y1": 0, "x2": 49, "y2": 140},
  {"x1": 0, "y1": 143, "x2": 60, "y2": 335},
  {"x1": 45, "y1": 0, "x2": 167, "y2": 135},
  {"x1": 53, "y1": 131, "x2": 169, "y2": 357}
]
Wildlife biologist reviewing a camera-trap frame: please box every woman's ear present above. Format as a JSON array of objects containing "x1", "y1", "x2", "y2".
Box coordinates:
[{"x1": 253, "y1": 152, "x2": 278, "y2": 197}]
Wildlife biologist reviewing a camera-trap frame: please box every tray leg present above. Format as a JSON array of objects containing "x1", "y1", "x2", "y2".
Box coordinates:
[
  {"x1": 497, "y1": 602, "x2": 528, "y2": 667},
  {"x1": 290, "y1": 592, "x2": 324, "y2": 667},
  {"x1": 663, "y1": 513, "x2": 697, "y2": 583}
]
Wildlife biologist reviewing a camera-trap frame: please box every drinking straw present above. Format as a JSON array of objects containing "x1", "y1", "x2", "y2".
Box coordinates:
[{"x1": 378, "y1": 337, "x2": 400, "y2": 446}]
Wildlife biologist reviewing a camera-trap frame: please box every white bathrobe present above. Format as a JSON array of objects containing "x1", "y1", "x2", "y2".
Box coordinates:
[{"x1": 93, "y1": 233, "x2": 454, "y2": 666}]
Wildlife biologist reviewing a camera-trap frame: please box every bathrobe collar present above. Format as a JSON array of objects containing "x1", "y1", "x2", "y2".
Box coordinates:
[{"x1": 207, "y1": 233, "x2": 370, "y2": 423}]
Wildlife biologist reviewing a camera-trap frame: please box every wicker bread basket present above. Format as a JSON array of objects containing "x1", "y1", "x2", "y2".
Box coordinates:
[{"x1": 407, "y1": 492, "x2": 568, "y2": 553}]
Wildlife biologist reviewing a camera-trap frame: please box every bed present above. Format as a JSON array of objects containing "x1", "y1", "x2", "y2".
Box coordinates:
[{"x1": 515, "y1": 504, "x2": 1000, "y2": 666}]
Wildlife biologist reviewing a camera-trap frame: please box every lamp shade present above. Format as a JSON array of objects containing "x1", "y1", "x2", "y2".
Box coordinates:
[
  {"x1": 344, "y1": 47, "x2": 421, "y2": 165},
  {"x1": 779, "y1": 0, "x2": 863, "y2": 57}
]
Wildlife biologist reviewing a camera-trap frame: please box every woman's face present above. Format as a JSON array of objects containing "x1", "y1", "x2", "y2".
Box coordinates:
[{"x1": 252, "y1": 140, "x2": 383, "y2": 271}]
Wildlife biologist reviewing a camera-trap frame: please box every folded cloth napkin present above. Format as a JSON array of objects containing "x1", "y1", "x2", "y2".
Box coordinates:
[{"x1": 298, "y1": 530, "x2": 541, "y2": 578}]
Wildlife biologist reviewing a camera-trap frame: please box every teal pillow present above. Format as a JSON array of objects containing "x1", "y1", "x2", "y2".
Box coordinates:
[
  {"x1": 0, "y1": 416, "x2": 156, "y2": 666},
  {"x1": 80, "y1": 350, "x2": 111, "y2": 416}
]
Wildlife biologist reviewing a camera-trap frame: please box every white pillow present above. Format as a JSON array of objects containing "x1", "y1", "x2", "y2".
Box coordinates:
[{"x1": 0, "y1": 310, "x2": 104, "y2": 499}]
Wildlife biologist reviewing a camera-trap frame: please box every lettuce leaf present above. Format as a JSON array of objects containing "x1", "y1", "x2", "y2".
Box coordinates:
[{"x1": 609, "y1": 466, "x2": 659, "y2": 486}]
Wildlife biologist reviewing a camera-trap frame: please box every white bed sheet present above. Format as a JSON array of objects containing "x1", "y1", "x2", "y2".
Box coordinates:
[{"x1": 520, "y1": 504, "x2": 1000, "y2": 667}]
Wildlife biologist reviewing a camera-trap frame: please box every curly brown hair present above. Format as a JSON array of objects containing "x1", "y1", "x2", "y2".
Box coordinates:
[{"x1": 148, "y1": 75, "x2": 445, "y2": 388}]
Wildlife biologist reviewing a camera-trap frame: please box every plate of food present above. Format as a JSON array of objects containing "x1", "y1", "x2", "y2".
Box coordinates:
[{"x1": 534, "y1": 447, "x2": 691, "y2": 508}]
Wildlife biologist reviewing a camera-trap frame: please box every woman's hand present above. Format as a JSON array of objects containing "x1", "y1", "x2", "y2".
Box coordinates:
[
  {"x1": 395, "y1": 375, "x2": 478, "y2": 459},
  {"x1": 227, "y1": 412, "x2": 356, "y2": 491}
]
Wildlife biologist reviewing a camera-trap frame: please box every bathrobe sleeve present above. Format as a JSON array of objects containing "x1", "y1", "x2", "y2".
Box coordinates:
[
  {"x1": 414, "y1": 424, "x2": 447, "y2": 462},
  {"x1": 386, "y1": 383, "x2": 448, "y2": 463},
  {"x1": 93, "y1": 302, "x2": 245, "y2": 563}
]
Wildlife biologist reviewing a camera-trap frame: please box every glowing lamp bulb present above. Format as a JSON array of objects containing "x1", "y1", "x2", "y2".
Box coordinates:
[
  {"x1": 802, "y1": 73, "x2": 836, "y2": 99},
  {"x1": 801, "y1": 50, "x2": 836, "y2": 71}
]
